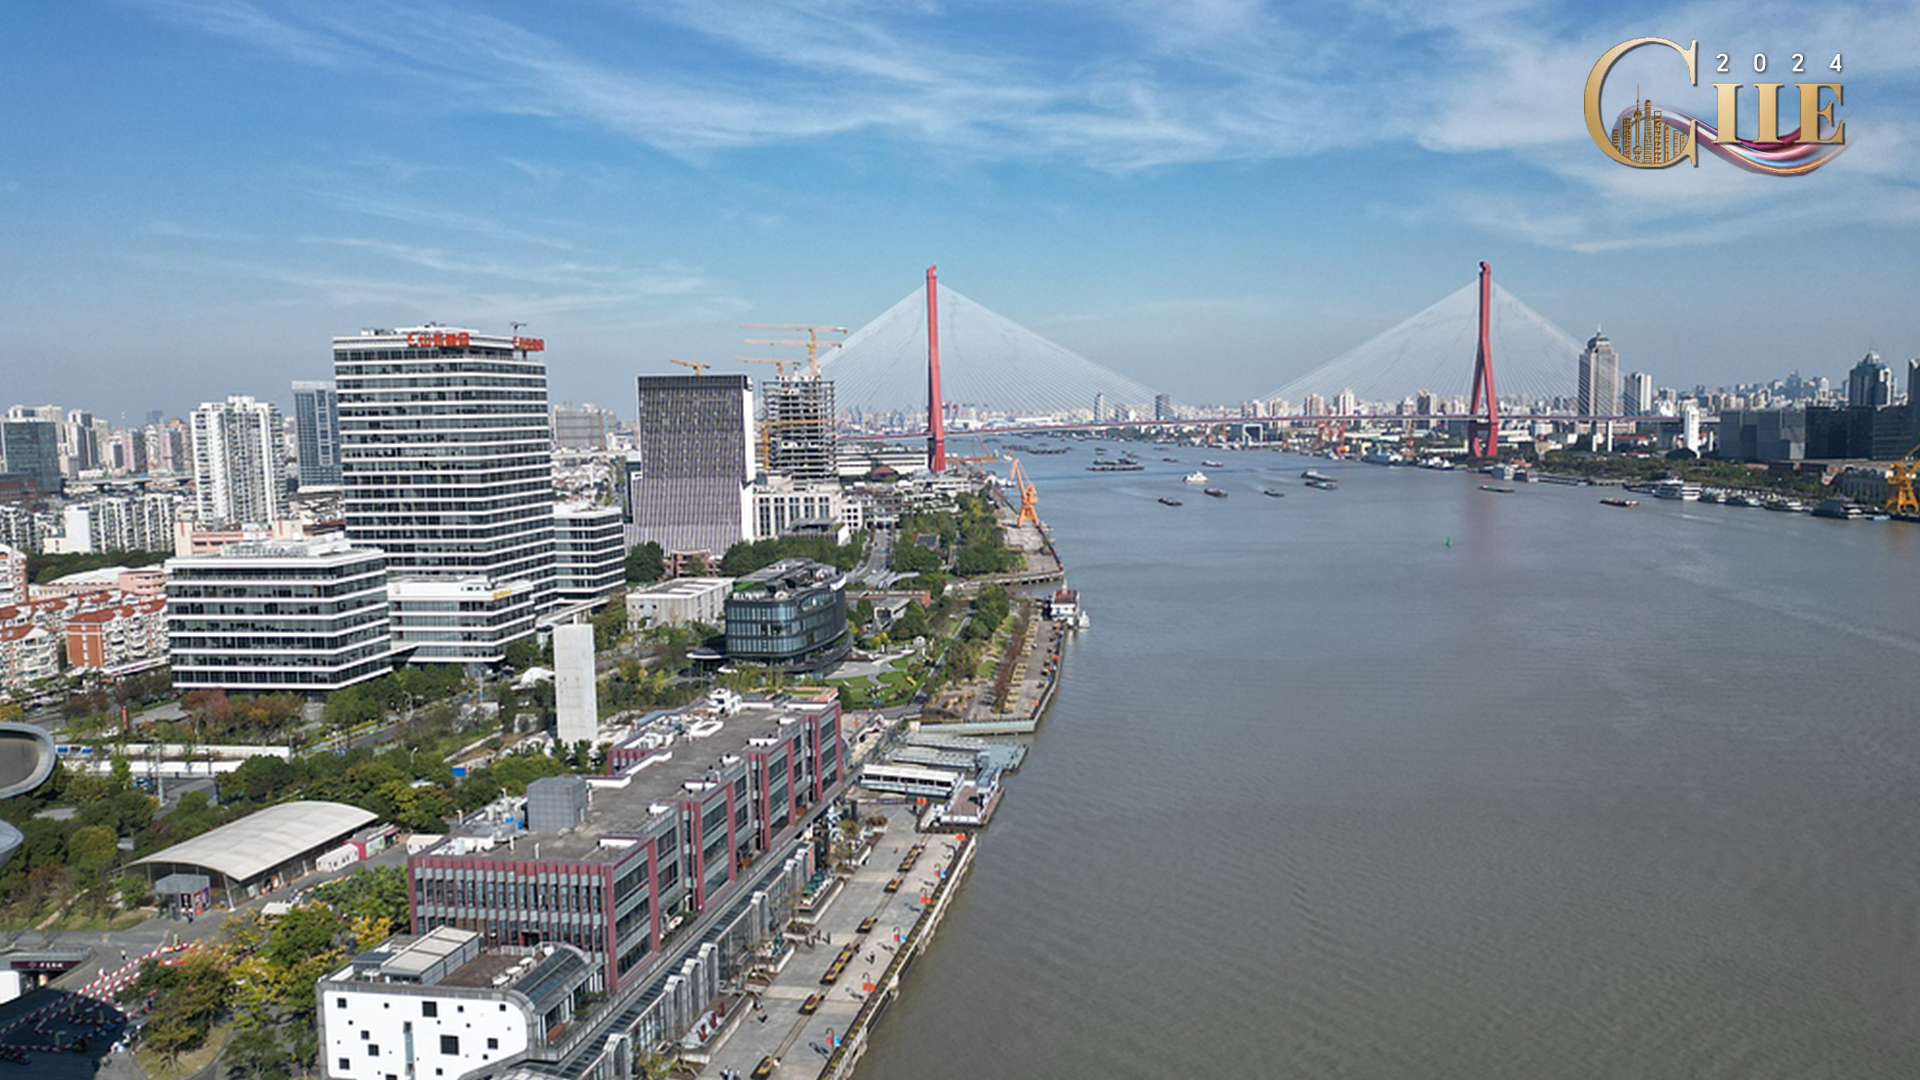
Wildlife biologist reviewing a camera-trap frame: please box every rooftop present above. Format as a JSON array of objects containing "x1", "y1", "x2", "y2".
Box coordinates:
[
  {"x1": 131, "y1": 800, "x2": 377, "y2": 883},
  {"x1": 435, "y1": 694, "x2": 836, "y2": 864},
  {"x1": 731, "y1": 559, "x2": 843, "y2": 597}
]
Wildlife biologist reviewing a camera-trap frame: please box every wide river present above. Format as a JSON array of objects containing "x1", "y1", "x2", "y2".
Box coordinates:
[{"x1": 857, "y1": 446, "x2": 1920, "y2": 1079}]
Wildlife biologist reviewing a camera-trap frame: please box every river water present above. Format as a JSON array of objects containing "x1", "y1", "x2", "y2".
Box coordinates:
[{"x1": 856, "y1": 447, "x2": 1920, "y2": 1079}]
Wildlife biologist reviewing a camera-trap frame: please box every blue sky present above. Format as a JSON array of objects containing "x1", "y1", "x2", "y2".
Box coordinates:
[{"x1": 3, "y1": 0, "x2": 1918, "y2": 420}]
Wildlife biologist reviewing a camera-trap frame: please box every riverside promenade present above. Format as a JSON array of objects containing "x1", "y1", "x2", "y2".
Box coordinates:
[{"x1": 697, "y1": 804, "x2": 973, "y2": 1080}]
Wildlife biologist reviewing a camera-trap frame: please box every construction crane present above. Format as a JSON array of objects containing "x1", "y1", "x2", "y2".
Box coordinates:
[
  {"x1": 669, "y1": 358, "x2": 710, "y2": 375},
  {"x1": 740, "y1": 324, "x2": 848, "y2": 378},
  {"x1": 1009, "y1": 456, "x2": 1040, "y2": 528},
  {"x1": 1886, "y1": 440, "x2": 1920, "y2": 513},
  {"x1": 737, "y1": 357, "x2": 792, "y2": 379}
]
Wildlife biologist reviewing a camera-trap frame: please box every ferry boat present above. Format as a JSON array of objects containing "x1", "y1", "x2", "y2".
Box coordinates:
[
  {"x1": 1762, "y1": 497, "x2": 1805, "y2": 512},
  {"x1": 1183, "y1": 471, "x2": 1209, "y2": 484},
  {"x1": 1203, "y1": 487, "x2": 1228, "y2": 498},
  {"x1": 1600, "y1": 497, "x2": 1638, "y2": 508},
  {"x1": 1157, "y1": 497, "x2": 1183, "y2": 506},
  {"x1": 1201, "y1": 459, "x2": 1224, "y2": 468},
  {"x1": 1812, "y1": 498, "x2": 1864, "y2": 519},
  {"x1": 1651, "y1": 479, "x2": 1702, "y2": 501},
  {"x1": 1725, "y1": 493, "x2": 1756, "y2": 507},
  {"x1": 1086, "y1": 460, "x2": 1143, "y2": 472},
  {"x1": 1045, "y1": 588, "x2": 1081, "y2": 622}
]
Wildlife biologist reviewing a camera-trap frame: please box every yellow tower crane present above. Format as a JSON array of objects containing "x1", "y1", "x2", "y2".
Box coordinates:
[
  {"x1": 1009, "y1": 456, "x2": 1040, "y2": 528},
  {"x1": 1886, "y1": 440, "x2": 1920, "y2": 514},
  {"x1": 740, "y1": 324, "x2": 848, "y2": 378},
  {"x1": 669, "y1": 358, "x2": 710, "y2": 374}
]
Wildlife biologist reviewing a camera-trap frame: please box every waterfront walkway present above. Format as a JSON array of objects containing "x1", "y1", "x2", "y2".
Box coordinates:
[{"x1": 699, "y1": 804, "x2": 968, "y2": 1080}]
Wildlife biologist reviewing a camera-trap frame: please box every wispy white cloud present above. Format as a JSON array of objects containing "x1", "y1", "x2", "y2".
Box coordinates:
[{"x1": 129, "y1": 0, "x2": 1920, "y2": 251}]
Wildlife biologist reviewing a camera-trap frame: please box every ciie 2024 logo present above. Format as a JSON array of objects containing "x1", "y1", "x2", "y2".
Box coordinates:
[{"x1": 1584, "y1": 38, "x2": 1847, "y2": 175}]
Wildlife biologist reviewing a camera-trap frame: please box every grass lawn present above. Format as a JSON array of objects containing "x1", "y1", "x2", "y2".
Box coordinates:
[{"x1": 137, "y1": 1022, "x2": 231, "y2": 1080}]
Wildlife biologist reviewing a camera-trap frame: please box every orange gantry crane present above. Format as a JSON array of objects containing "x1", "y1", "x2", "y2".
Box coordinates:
[
  {"x1": 1009, "y1": 457, "x2": 1040, "y2": 528},
  {"x1": 1886, "y1": 440, "x2": 1920, "y2": 514},
  {"x1": 669, "y1": 358, "x2": 710, "y2": 374}
]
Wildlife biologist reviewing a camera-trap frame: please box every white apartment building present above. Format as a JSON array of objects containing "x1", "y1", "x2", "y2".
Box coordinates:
[
  {"x1": 165, "y1": 538, "x2": 393, "y2": 692},
  {"x1": 191, "y1": 395, "x2": 288, "y2": 526}
]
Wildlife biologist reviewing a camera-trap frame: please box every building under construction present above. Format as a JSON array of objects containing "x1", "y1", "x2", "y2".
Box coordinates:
[{"x1": 762, "y1": 375, "x2": 837, "y2": 482}]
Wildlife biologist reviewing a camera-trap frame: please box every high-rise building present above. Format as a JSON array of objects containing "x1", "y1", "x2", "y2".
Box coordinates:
[
  {"x1": 552, "y1": 403, "x2": 614, "y2": 451},
  {"x1": 60, "y1": 494, "x2": 177, "y2": 554},
  {"x1": 1847, "y1": 351, "x2": 1893, "y2": 408},
  {"x1": 0, "y1": 420, "x2": 62, "y2": 496},
  {"x1": 1153, "y1": 393, "x2": 1173, "y2": 422},
  {"x1": 1578, "y1": 331, "x2": 1621, "y2": 418},
  {"x1": 165, "y1": 538, "x2": 393, "y2": 692},
  {"x1": 630, "y1": 374, "x2": 754, "y2": 558},
  {"x1": 292, "y1": 381, "x2": 342, "y2": 488},
  {"x1": 334, "y1": 327, "x2": 556, "y2": 664},
  {"x1": 62, "y1": 409, "x2": 101, "y2": 476},
  {"x1": 1623, "y1": 371, "x2": 1654, "y2": 416},
  {"x1": 761, "y1": 376, "x2": 836, "y2": 482},
  {"x1": 1415, "y1": 390, "x2": 1441, "y2": 418},
  {"x1": 1335, "y1": 388, "x2": 1358, "y2": 416},
  {"x1": 191, "y1": 395, "x2": 287, "y2": 527},
  {"x1": 1092, "y1": 392, "x2": 1107, "y2": 424}
]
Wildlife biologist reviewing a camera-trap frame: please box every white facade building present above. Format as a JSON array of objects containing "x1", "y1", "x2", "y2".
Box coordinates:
[
  {"x1": 191, "y1": 395, "x2": 287, "y2": 527},
  {"x1": 57, "y1": 494, "x2": 177, "y2": 554},
  {"x1": 318, "y1": 927, "x2": 594, "y2": 1080},
  {"x1": 751, "y1": 476, "x2": 861, "y2": 541},
  {"x1": 165, "y1": 538, "x2": 393, "y2": 692},
  {"x1": 0, "y1": 545, "x2": 25, "y2": 607},
  {"x1": 552, "y1": 505, "x2": 623, "y2": 608},
  {"x1": 626, "y1": 577, "x2": 732, "y2": 631},
  {"x1": 386, "y1": 577, "x2": 535, "y2": 666},
  {"x1": 553, "y1": 623, "x2": 597, "y2": 749},
  {"x1": 335, "y1": 327, "x2": 557, "y2": 663}
]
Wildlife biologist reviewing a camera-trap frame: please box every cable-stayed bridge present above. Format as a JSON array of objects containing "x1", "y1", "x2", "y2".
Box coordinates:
[
  {"x1": 1266, "y1": 273, "x2": 1581, "y2": 412},
  {"x1": 821, "y1": 271, "x2": 1165, "y2": 422},
  {"x1": 829, "y1": 265, "x2": 1650, "y2": 464}
]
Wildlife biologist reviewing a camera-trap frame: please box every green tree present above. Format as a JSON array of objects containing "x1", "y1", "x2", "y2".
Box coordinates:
[
  {"x1": 624, "y1": 541, "x2": 665, "y2": 584},
  {"x1": 69, "y1": 824, "x2": 119, "y2": 874}
]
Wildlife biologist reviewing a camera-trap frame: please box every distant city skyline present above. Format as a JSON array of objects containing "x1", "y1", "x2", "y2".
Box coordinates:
[{"x1": 5, "y1": 2, "x2": 1919, "y2": 416}]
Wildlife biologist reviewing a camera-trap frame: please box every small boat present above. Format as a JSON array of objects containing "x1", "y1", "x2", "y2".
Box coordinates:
[
  {"x1": 1201, "y1": 459, "x2": 1224, "y2": 468},
  {"x1": 1262, "y1": 489, "x2": 1285, "y2": 498},
  {"x1": 1203, "y1": 487, "x2": 1228, "y2": 498},
  {"x1": 1479, "y1": 484, "x2": 1515, "y2": 494},
  {"x1": 1304, "y1": 479, "x2": 1337, "y2": 490},
  {"x1": 1157, "y1": 497, "x2": 1183, "y2": 506},
  {"x1": 1600, "y1": 497, "x2": 1638, "y2": 508},
  {"x1": 1162, "y1": 456, "x2": 1179, "y2": 462},
  {"x1": 1183, "y1": 471, "x2": 1209, "y2": 484}
]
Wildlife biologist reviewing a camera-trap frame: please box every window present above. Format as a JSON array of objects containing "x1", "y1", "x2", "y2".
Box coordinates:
[
  {"x1": 486, "y1": 1038, "x2": 498, "y2": 1050},
  {"x1": 339, "y1": 1059, "x2": 351, "y2": 1072},
  {"x1": 367, "y1": 1044, "x2": 380, "y2": 1056},
  {"x1": 337, "y1": 997, "x2": 348, "y2": 1008},
  {"x1": 422, "y1": 1001, "x2": 437, "y2": 1018},
  {"x1": 440, "y1": 1035, "x2": 459, "y2": 1054},
  {"x1": 360, "y1": 1030, "x2": 370, "y2": 1040}
]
